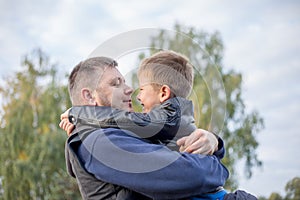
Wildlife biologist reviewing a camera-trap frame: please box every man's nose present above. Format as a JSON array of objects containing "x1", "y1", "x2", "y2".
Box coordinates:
[{"x1": 125, "y1": 85, "x2": 133, "y2": 95}]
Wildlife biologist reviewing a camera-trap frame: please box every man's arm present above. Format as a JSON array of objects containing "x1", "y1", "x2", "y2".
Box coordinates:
[{"x1": 75, "y1": 128, "x2": 229, "y2": 199}]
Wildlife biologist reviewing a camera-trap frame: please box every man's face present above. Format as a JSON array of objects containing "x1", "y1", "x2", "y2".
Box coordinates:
[
  {"x1": 137, "y1": 78, "x2": 161, "y2": 113},
  {"x1": 94, "y1": 67, "x2": 133, "y2": 111}
]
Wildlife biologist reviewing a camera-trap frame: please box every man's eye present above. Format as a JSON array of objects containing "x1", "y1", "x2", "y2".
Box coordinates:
[{"x1": 112, "y1": 79, "x2": 121, "y2": 86}]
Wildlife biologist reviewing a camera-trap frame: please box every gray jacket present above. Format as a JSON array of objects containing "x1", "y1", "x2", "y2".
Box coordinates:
[{"x1": 65, "y1": 126, "x2": 152, "y2": 200}]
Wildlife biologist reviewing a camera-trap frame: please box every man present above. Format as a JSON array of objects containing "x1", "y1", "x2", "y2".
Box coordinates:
[{"x1": 63, "y1": 56, "x2": 229, "y2": 199}]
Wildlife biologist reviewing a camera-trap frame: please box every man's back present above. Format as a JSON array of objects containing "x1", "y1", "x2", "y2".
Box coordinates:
[{"x1": 66, "y1": 127, "x2": 152, "y2": 200}]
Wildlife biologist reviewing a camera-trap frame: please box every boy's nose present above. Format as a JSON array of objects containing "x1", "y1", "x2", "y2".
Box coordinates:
[{"x1": 136, "y1": 93, "x2": 141, "y2": 102}]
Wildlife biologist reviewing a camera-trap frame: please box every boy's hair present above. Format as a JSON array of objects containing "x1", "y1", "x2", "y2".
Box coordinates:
[
  {"x1": 68, "y1": 57, "x2": 118, "y2": 105},
  {"x1": 138, "y1": 50, "x2": 194, "y2": 98}
]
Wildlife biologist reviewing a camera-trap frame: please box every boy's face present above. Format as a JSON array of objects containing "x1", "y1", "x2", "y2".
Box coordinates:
[{"x1": 137, "y1": 78, "x2": 161, "y2": 113}]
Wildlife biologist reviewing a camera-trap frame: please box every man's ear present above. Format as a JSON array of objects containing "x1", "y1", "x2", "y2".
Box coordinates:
[
  {"x1": 81, "y1": 88, "x2": 96, "y2": 105},
  {"x1": 159, "y1": 85, "x2": 172, "y2": 103}
]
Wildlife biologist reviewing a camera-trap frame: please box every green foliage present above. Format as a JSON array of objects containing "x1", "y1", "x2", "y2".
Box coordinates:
[
  {"x1": 268, "y1": 193, "x2": 283, "y2": 200},
  {"x1": 0, "y1": 49, "x2": 80, "y2": 199},
  {"x1": 259, "y1": 176, "x2": 300, "y2": 199},
  {"x1": 285, "y1": 177, "x2": 300, "y2": 200},
  {"x1": 133, "y1": 23, "x2": 264, "y2": 189},
  {"x1": 258, "y1": 196, "x2": 268, "y2": 200}
]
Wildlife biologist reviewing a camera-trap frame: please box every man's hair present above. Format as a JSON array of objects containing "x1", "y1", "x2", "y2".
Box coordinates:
[
  {"x1": 138, "y1": 50, "x2": 194, "y2": 98},
  {"x1": 68, "y1": 57, "x2": 118, "y2": 105}
]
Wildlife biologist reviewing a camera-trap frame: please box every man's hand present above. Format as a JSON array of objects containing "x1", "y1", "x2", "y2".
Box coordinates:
[
  {"x1": 59, "y1": 108, "x2": 74, "y2": 136},
  {"x1": 177, "y1": 129, "x2": 218, "y2": 155}
]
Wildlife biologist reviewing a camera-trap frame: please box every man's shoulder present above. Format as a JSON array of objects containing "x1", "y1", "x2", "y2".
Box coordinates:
[
  {"x1": 67, "y1": 127, "x2": 122, "y2": 145},
  {"x1": 82, "y1": 127, "x2": 142, "y2": 144},
  {"x1": 70, "y1": 127, "x2": 132, "y2": 154},
  {"x1": 79, "y1": 127, "x2": 155, "y2": 155}
]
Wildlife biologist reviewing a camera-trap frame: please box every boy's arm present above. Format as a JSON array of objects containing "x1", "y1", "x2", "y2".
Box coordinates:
[
  {"x1": 68, "y1": 102, "x2": 181, "y2": 141},
  {"x1": 60, "y1": 109, "x2": 74, "y2": 136},
  {"x1": 61, "y1": 107, "x2": 224, "y2": 156}
]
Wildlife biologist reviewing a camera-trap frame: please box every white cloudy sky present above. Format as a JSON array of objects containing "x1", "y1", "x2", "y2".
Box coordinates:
[{"x1": 1, "y1": 0, "x2": 300, "y2": 198}]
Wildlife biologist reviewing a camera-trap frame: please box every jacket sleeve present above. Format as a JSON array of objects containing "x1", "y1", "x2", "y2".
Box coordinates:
[
  {"x1": 213, "y1": 135, "x2": 226, "y2": 159},
  {"x1": 69, "y1": 104, "x2": 181, "y2": 141},
  {"x1": 78, "y1": 128, "x2": 229, "y2": 199}
]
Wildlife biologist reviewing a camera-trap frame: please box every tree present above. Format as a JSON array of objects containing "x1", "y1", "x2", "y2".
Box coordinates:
[
  {"x1": 257, "y1": 176, "x2": 300, "y2": 200},
  {"x1": 132, "y1": 23, "x2": 264, "y2": 189},
  {"x1": 285, "y1": 177, "x2": 300, "y2": 200},
  {"x1": 269, "y1": 193, "x2": 283, "y2": 200},
  {"x1": 258, "y1": 196, "x2": 268, "y2": 200},
  {"x1": 0, "y1": 49, "x2": 81, "y2": 199}
]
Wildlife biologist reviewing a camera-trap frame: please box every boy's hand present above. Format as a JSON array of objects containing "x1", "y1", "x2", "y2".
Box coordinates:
[
  {"x1": 59, "y1": 118, "x2": 74, "y2": 136},
  {"x1": 177, "y1": 129, "x2": 218, "y2": 155},
  {"x1": 60, "y1": 109, "x2": 70, "y2": 120},
  {"x1": 59, "y1": 108, "x2": 74, "y2": 136}
]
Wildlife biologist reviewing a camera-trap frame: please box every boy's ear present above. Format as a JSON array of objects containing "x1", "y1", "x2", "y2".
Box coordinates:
[
  {"x1": 159, "y1": 85, "x2": 172, "y2": 103},
  {"x1": 81, "y1": 88, "x2": 96, "y2": 105}
]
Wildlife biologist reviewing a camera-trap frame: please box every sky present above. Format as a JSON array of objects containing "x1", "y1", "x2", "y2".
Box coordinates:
[{"x1": 1, "y1": 0, "x2": 300, "y2": 198}]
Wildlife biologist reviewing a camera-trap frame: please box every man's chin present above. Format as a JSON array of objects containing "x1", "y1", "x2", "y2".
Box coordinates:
[
  {"x1": 125, "y1": 103, "x2": 133, "y2": 112},
  {"x1": 119, "y1": 105, "x2": 133, "y2": 112}
]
